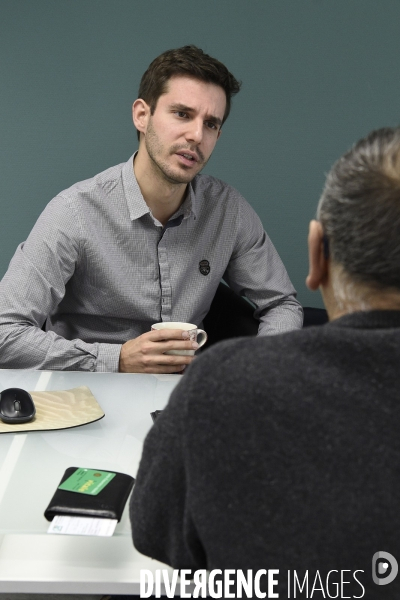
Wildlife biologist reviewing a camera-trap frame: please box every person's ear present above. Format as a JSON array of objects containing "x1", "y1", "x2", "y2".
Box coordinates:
[
  {"x1": 132, "y1": 99, "x2": 150, "y2": 137},
  {"x1": 306, "y1": 220, "x2": 329, "y2": 291}
]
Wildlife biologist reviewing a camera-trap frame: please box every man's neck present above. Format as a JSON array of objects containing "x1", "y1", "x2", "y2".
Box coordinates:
[
  {"x1": 321, "y1": 267, "x2": 400, "y2": 320},
  {"x1": 133, "y1": 151, "x2": 187, "y2": 226}
]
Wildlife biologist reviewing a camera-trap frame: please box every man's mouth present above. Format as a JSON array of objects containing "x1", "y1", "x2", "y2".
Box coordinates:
[
  {"x1": 176, "y1": 151, "x2": 198, "y2": 162},
  {"x1": 175, "y1": 150, "x2": 201, "y2": 168}
]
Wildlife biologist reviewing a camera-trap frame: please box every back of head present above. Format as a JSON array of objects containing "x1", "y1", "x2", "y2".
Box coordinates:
[
  {"x1": 317, "y1": 127, "x2": 400, "y2": 292},
  {"x1": 137, "y1": 45, "x2": 241, "y2": 139}
]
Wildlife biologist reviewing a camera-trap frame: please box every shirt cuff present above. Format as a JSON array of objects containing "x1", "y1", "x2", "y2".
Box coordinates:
[{"x1": 95, "y1": 343, "x2": 123, "y2": 372}]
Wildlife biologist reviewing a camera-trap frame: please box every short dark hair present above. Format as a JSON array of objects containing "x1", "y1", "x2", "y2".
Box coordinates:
[
  {"x1": 136, "y1": 45, "x2": 241, "y2": 140},
  {"x1": 317, "y1": 127, "x2": 400, "y2": 290}
]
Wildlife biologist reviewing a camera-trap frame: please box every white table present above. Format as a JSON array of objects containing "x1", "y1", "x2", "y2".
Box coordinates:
[{"x1": 0, "y1": 369, "x2": 181, "y2": 595}]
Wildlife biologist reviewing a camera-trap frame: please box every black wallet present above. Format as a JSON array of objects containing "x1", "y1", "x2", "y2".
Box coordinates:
[{"x1": 44, "y1": 466, "x2": 135, "y2": 522}]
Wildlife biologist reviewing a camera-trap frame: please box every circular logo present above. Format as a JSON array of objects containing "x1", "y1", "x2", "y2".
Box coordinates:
[
  {"x1": 372, "y1": 551, "x2": 398, "y2": 586},
  {"x1": 199, "y1": 260, "x2": 210, "y2": 276}
]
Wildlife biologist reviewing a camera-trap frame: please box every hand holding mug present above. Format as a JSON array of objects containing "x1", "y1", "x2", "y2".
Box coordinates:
[
  {"x1": 151, "y1": 322, "x2": 207, "y2": 355},
  {"x1": 119, "y1": 322, "x2": 207, "y2": 373}
]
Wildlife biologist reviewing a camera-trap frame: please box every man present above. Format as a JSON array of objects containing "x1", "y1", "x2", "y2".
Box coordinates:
[
  {"x1": 130, "y1": 127, "x2": 400, "y2": 598},
  {"x1": 0, "y1": 45, "x2": 302, "y2": 373}
]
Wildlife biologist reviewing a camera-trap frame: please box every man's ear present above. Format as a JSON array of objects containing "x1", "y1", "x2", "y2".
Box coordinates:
[
  {"x1": 306, "y1": 220, "x2": 328, "y2": 291},
  {"x1": 132, "y1": 99, "x2": 150, "y2": 137}
]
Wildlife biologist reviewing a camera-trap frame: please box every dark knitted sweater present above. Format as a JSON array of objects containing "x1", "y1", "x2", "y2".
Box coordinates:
[{"x1": 130, "y1": 311, "x2": 400, "y2": 599}]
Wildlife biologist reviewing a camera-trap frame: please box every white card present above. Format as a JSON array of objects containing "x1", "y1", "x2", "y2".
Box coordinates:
[{"x1": 47, "y1": 515, "x2": 118, "y2": 536}]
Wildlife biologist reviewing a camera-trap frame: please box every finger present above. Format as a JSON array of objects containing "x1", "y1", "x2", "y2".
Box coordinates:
[
  {"x1": 147, "y1": 329, "x2": 192, "y2": 342},
  {"x1": 150, "y1": 353, "x2": 195, "y2": 366},
  {"x1": 146, "y1": 340, "x2": 199, "y2": 354},
  {"x1": 170, "y1": 364, "x2": 187, "y2": 373},
  {"x1": 143, "y1": 363, "x2": 190, "y2": 374}
]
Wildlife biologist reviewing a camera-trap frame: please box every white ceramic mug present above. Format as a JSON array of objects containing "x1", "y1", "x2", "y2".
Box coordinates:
[{"x1": 151, "y1": 322, "x2": 208, "y2": 356}]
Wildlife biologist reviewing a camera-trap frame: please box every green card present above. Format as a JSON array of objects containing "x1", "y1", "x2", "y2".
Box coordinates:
[{"x1": 58, "y1": 468, "x2": 116, "y2": 496}]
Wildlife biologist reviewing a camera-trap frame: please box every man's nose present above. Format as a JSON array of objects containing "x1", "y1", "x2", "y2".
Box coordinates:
[{"x1": 185, "y1": 119, "x2": 203, "y2": 144}]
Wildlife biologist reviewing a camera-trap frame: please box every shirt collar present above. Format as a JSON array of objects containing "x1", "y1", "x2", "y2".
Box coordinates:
[
  {"x1": 122, "y1": 153, "x2": 150, "y2": 221},
  {"x1": 121, "y1": 153, "x2": 198, "y2": 223}
]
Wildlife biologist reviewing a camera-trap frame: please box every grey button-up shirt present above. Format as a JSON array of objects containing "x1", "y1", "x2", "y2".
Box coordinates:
[{"x1": 0, "y1": 155, "x2": 302, "y2": 372}]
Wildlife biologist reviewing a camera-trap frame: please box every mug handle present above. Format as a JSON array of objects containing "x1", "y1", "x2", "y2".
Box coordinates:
[{"x1": 196, "y1": 329, "x2": 208, "y2": 348}]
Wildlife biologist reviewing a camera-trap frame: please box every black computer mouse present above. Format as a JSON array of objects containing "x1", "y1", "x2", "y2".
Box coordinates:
[{"x1": 0, "y1": 388, "x2": 36, "y2": 424}]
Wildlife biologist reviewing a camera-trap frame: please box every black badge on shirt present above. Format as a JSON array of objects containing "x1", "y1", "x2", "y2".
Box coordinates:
[{"x1": 199, "y1": 260, "x2": 210, "y2": 276}]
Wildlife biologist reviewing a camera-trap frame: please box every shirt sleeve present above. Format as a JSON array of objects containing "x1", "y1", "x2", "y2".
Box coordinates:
[
  {"x1": 224, "y1": 197, "x2": 303, "y2": 335},
  {"x1": 0, "y1": 196, "x2": 122, "y2": 372}
]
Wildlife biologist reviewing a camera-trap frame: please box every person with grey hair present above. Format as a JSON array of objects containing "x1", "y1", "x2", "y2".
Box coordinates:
[
  {"x1": 311, "y1": 126, "x2": 400, "y2": 313},
  {"x1": 130, "y1": 126, "x2": 400, "y2": 598}
]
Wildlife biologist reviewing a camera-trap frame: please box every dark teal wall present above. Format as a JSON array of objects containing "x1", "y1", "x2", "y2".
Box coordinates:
[{"x1": 1, "y1": 0, "x2": 400, "y2": 307}]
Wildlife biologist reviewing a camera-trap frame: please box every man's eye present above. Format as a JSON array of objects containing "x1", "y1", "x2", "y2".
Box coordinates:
[
  {"x1": 206, "y1": 122, "x2": 218, "y2": 130},
  {"x1": 175, "y1": 111, "x2": 188, "y2": 118}
]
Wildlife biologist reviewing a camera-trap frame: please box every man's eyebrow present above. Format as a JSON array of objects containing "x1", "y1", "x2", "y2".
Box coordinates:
[{"x1": 170, "y1": 104, "x2": 222, "y2": 127}]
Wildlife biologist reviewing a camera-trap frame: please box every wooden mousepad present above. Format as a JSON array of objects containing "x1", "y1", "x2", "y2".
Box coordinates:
[{"x1": 0, "y1": 386, "x2": 104, "y2": 434}]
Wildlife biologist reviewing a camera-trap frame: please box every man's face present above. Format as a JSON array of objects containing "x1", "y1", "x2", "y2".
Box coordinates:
[{"x1": 141, "y1": 76, "x2": 226, "y2": 184}]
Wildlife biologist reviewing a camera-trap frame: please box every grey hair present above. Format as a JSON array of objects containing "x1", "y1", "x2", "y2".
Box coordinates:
[{"x1": 317, "y1": 127, "x2": 400, "y2": 292}]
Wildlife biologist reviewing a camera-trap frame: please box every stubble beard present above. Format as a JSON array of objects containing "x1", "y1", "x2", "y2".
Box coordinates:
[{"x1": 145, "y1": 118, "x2": 208, "y2": 185}]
